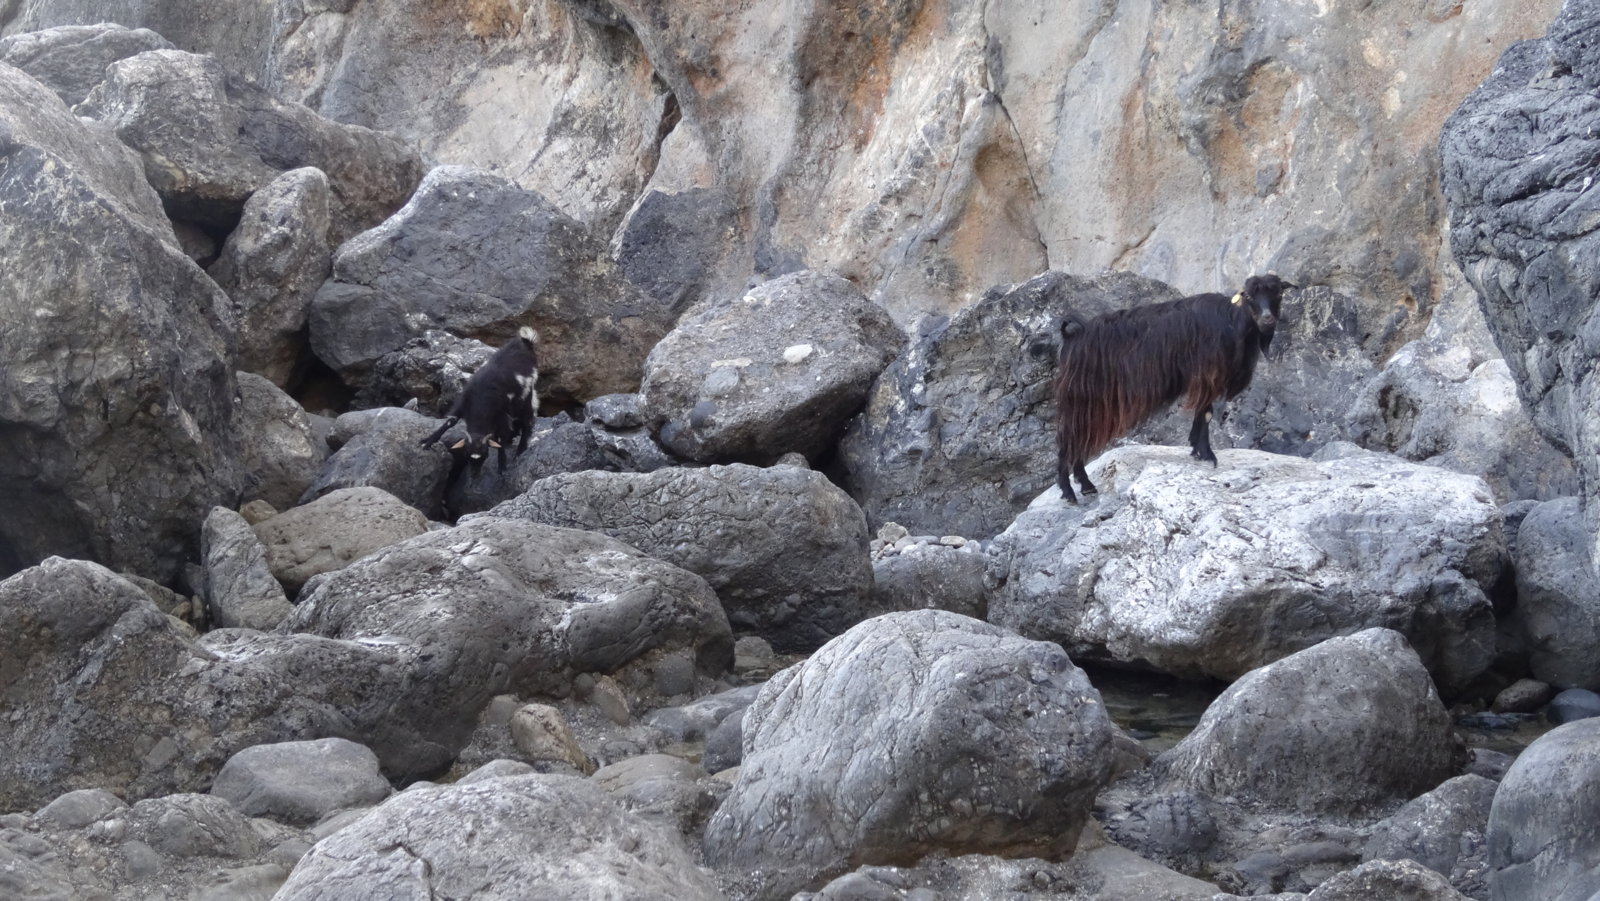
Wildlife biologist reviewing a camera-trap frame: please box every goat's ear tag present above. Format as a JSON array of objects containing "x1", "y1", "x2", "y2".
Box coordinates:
[
  {"x1": 1231, "y1": 293, "x2": 1244, "y2": 305},
  {"x1": 488, "y1": 439, "x2": 502, "y2": 448},
  {"x1": 450, "y1": 439, "x2": 467, "y2": 450}
]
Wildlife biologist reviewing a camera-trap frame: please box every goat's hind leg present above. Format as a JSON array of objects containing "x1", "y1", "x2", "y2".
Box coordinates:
[
  {"x1": 1073, "y1": 462, "x2": 1098, "y2": 497},
  {"x1": 1189, "y1": 406, "x2": 1218, "y2": 466},
  {"x1": 1056, "y1": 453, "x2": 1080, "y2": 505},
  {"x1": 419, "y1": 416, "x2": 461, "y2": 448}
]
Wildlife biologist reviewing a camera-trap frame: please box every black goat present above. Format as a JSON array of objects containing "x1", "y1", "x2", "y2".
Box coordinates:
[
  {"x1": 1053, "y1": 274, "x2": 1291, "y2": 503},
  {"x1": 420, "y1": 326, "x2": 540, "y2": 476}
]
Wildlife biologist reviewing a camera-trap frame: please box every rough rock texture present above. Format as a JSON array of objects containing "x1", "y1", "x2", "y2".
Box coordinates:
[
  {"x1": 839, "y1": 270, "x2": 1178, "y2": 538},
  {"x1": 1159, "y1": 629, "x2": 1460, "y2": 815},
  {"x1": 284, "y1": 517, "x2": 734, "y2": 703},
  {"x1": 639, "y1": 269, "x2": 905, "y2": 463},
  {"x1": 275, "y1": 775, "x2": 725, "y2": 901},
  {"x1": 1442, "y1": 0, "x2": 1600, "y2": 559},
  {"x1": 869, "y1": 542, "x2": 989, "y2": 621},
  {"x1": 1487, "y1": 718, "x2": 1600, "y2": 901},
  {"x1": 201, "y1": 505, "x2": 293, "y2": 631},
  {"x1": 1511, "y1": 496, "x2": 1600, "y2": 690},
  {"x1": 307, "y1": 165, "x2": 675, "y2": 406},
  {"x1": 704, "y1": 610, "x2": 1117, "y2": 900},
  {"x1": 207, "y1": 167, "x2": 333, "y2": 389},
  {"x1": 209, "y1": 738, "x2": 391, "y2": 825},
  {"x1": 0, "y1": 62, "x2": 240, "y2": 583},
  {"x1": 485, "y1": 462, "x2": 872, "y2": 652},
  {"x1": 75, "y1": 48, "x2": 421, "y2": 240},
  {"x1": 992, "y1": 446, "x2": 1505, "y2": 694},
  {"x1": 234, "y1": 371, "x2": 323, "y2": 512},
  {"x1": 1304, "y1": 859, "x2": 1470, "y2": 901},
  {"x1": 0, "y1": 22, "x2": 172, "y2": 106},
  {"x1": 441, "y1": 419, "x2": 617, "y2": 519},
  {"x1": 299, "y1": 409, "x2": 454, "y2": 518},
  {"x1": 252, "y1": 486, "x2": 429, "y2": 599},
  {"x1": 353, "y1": 330, "x2": 494, "y2": 418},
  {"x1": 1346, "y1": 320, "x2": 1577, "y2": 504},
  {"x1": 1363, "y1": 774, "x2": 1496, "y2": 895}
]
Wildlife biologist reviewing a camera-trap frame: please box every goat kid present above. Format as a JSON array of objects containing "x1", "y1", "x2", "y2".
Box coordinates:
[
  {"x1": 420, "y1": 326, "x2": 540, "y2": 476},
  {"x1": 1053, "y1": 274, "x2": 1292, "y2": 504}
]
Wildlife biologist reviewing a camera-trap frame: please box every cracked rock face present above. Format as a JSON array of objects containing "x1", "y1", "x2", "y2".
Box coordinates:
[
  {"x1": 1442, "y1": 0, "x2": 1600, "y2": 559},
  {"x1": 703, "y1": 610, "x2": 1118, "y2": 900}
]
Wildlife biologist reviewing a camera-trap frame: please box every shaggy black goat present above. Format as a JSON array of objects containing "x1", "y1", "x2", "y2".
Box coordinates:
[
  {"x1": 1053, "y1": 274, "x2": 1291, "y2": 503},
  {"x1": 420, "y1": 326, "x2": 540, "y2": 475}
]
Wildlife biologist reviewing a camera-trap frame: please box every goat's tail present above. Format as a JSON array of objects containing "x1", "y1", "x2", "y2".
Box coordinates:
[
  {"x1": 1059, "y1": 314, "x2": 1088, "y2": 345},
  {"x1": 518, "y1": 326, "x2": 539, "y2": 346}
]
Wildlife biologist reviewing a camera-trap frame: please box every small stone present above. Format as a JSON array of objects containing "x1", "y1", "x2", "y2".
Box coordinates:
[
  {"x1": 876, "y1": 522, "x2": 909, "y2": 544},
  {"x1": 1493, "y1": 678, "x2": 1554, "y2": 714},
  {"x1": 238, "y1": 499, "x2": 279, "y2": 525},
  {"x1": 1548, "y1": 688, "x2": 1600, "y2": 725},
  {"x1": 938, "y1": 535, "x2": 967, "y2": 547},
  {"x1": 593, "y1": 675, "x2": 634, "y2": 725},
  {"x1": 782, "y1": 344, "x2": 814, "y2": 364},
  {"x1": 510, "y1": 704, "x2": 592, "y2": 774}
]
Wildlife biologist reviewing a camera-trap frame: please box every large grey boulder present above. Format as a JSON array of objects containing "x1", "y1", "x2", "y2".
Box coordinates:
[
  {"x1": 1159, "y1": 629, "x2": 1461, "y2": 815},
  {"x1": 0, "y1": 61, "x2": 240, "y2": 584},
  {"x1": 639, "y1": 269, "x2": 905, "y2": 463},
  {"x1": 1512, "y1": 496, "x2": 1600, "y2": 690},
  {"x1": 275, "y1": 775, "x2": 725, "y2": 901},
  {"x1": 299, "y1": 409, "x2": 454, "y2": 518},
  {"x1": 201, "y1": 505, "x2": 293, "y2": 631},
  {"x1": 992, "y1": 446, "x2": 1504, "y2": 694},
  {"x1": 307, "y1": 165, "x2": 674, "y2": 406},
  {"x1": 252, "y1": 486, "x2": 430, "y2": 598},
  {"x1": 75, "y1": 48, "x2": 422, "y2": 240},
  {"x1": 284, "y1": 517, "x2": 734, "y2": 701},
  {"x1": 839, "y1": 270, "x2": 1178, "y2": 538},
  {"x1": 1304, "y1": 860, "x2": 1471, "y2": 901},
  {"x1": 485, "y1": 462, "x2": 872, "y2": 652},
  {"x1": 703, "y1": 610, "x2": 1118, "y2": 899},
  {"x1": 1487, "y1": 718, "x2": 1600, "y2": 901},
  {"x1": 210, "y1": 738, "x2": 391, "y2": 825},
  {"x1": 234, "y1": 371, "x2": 323, "y2": 512},
  {"x1": 1364, "y1": 774, "x2": 1497, "y2": 896},
  {"x1": 1442, "y1": 0, "x2": 1600, "y2": 548},
  {"x1": 0, "y1": 23, "x2": 172, "y2": 106},
  {"x1": 207, "y1": 167, "x2": 333, "y2": 389}
]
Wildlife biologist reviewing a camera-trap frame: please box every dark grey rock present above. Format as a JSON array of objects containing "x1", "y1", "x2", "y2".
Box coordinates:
[
  {"x1": 352, "y1": 330, "x2": 494, "y2": 418},
  {"x1": 0, "y1": 62, "x2": 241, "y2": 584},
  {"x1": 441, "y1": 419, "x2": 616, "y2": 519},
  {"x1": 703, "y1": 610, "x2": 1118, "y2": 900},
  {"x1": 299, "y1": 408, "x2": 453, "y2": 517},
  {"x1": 839, "y1": 270, "x2": 1178, "y2": 538},
  {"x1": 76, "y1": 49, "x2": 421, "y2": 240},
  {"x1": 275, "y1": 775, "x2": 725, "y2": 900},
  {"x1": 202, "y1": 505, "x2": 293, "y2": 631},
  {"x1": 585, "y1": 393, "x2": 647, "y2": 430},
  {"x1": 615, "y1": 186, "x2": 736, "y2": 312},
  {"x1": 590, "y1": 754, "x2": 716, "y2": 837},
  {"x1": 1159, "y1": 629, "x2": 1462, "y2": 815},
  {"x1": 869, "y1": 542, "x2": 988, "y2": 620},
  {"x1": 207, "y1": 167, "x2": 333, "y2": 389},
  {"x1": 0, "y1": 23, "x2": 173, "y2": 106},
  {"x1": 640, "y1": 269, "x2": 905, "y2": 463},
  {"x1": 210, "y1": 738, "x2": 391, "y2": 825},
  {"x1": 1363, "y1": 774, "x2": 1496, "y2": 892},
  {"x1": 1488, "y1": 717, "x2": 1600, "y2": 901},
  {"x1": 307, "y1": 165, "x2": 668, "y2": 407},
  {"x1": 1549, "y1": 688, "x2": 1600, "y2": 724},
  {"x1": 234, "y1": 372, "x2": 324, "y2": 512},
  {"x1": 1304, "y1": 859, "x2": 1469, "y2": 901},
  {"x1": 1513, "y1": 496, "x2": 1600, "y2": 690},
  {"x1": 1108, "y1": 791, "x2": 1220, "y2": 859},
  {"x1": 484, "y1": 463, "x2": 872, "y2": 652}
]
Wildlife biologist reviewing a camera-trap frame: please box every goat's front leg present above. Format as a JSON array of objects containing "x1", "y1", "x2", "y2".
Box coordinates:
[
  {"x1": 419, "y1": 416, "x2": 461, "y2": 448},
  {"x1": 1189, "y1": 406, "x2": 1218, "y2": 466},
  {"x1": 1074, "y1": 462, "x2": 1098, "y2": 497}
]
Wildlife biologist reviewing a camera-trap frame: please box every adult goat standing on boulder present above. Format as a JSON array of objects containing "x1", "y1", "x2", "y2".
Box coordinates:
[
  {"x1": 421, "y1": 326, "x2": 540, "y2": 476},
  {"x1": 1054, "y1": 274, "x2": 1291, "y2": 503}
]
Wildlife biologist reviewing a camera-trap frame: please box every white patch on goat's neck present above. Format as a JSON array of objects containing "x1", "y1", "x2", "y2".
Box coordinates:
[{"x1": 1231, "y1": 293, "x2": 1244, "y2": 306}]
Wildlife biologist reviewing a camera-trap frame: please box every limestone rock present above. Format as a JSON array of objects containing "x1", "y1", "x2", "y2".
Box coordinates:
[
  {"x1": 298, "y1": 410, "x2": 454, "y2": 519},
  {"x1": 76, "y1": 48, "x2": 421, "y2": 240},
  {"x1": 0, "y1": 23, "x2": 173, "y2": 106},
  {"x1": 703, "y1": 610, "x2": 1118, "y2": 899},
  {"x1": 275, "y1": 775, "x2": 726, "y2": 901},
  {"x1": 234, "y1": 371, "x2": 324, "y2": 512},
  {"x1": 207, "y1": 167, "x2": 333, "y2": 389},
  {"x1": 1363, "y1": 774, "x2": 1496, "y2": 894},
  {"x1": 202, "y1": 505, "x2": 292, "y2": 631},
  {"x1": 1159, "y1": 629, "x2": 1461, "y2": 815},
  {"x1": 307, "y1": 165, "x2": 673, "y2": 406},
  {"x1": 485, "y1": 463, "x2": 871, "y2": 652},
  {"x1": 1487, "y1": 718, "x2": 1600, "y2": 901},
  {"x1": 640, "y1": 269, "x2": 905, "y2": 463},
  {"x1": 252, "y1": 486, "x2": 429, "y2": 598},
  {"x1": 0, "y1": 62, "x2": 239, "y2": 583},
  {"x1": 992, "y1": 446, "x2": 1504, "y2": 695},
  {"x1": 210, "y1": 738, "x2": 391, "y2": 826},
  {"x1": 1512, "y1": 496, "x2": 1600, "y2": 690}
]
